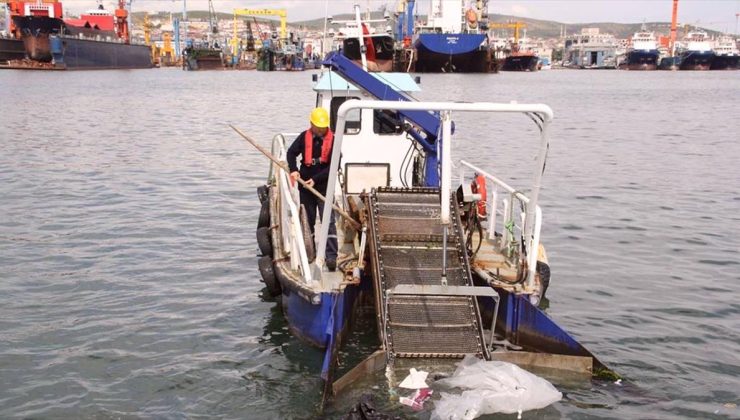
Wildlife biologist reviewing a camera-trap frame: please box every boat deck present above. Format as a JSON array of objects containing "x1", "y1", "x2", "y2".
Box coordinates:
[{"x1": 366, "y1": 188, "x2": 494, "y2": 360}]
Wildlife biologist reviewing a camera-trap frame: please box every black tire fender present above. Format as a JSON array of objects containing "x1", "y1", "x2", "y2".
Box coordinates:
[
  {"x1": 257, "y1": 184, "x2": 270, "y2": 204},
  {"x1": 299, "y1": 204, "x2": 315, "y2": 263},
  {"x1": 256, "y1": 226, "x2": 273, "y2": 257},
  {"x1": 258, "y1": 255, "x2": 281, "y2": 296},
  {"x1": 258, "y1": 199, "x2": 270, "y2": 228}
]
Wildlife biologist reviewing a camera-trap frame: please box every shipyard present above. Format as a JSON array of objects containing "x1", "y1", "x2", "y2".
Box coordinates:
[
  {"x1": 1, "y1": 0, "x2": 739, "y2": 72},
  {"x1": 0, "y1": 0, "x2": 739, "y2": 419}
]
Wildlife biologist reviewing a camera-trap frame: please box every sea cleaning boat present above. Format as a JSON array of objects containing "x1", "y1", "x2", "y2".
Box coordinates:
[
  {"x1": 8, "y1": 0, "x2": 151, "y2": 70},
  {"x1": 619, "y1": 27, "x2": 659, "y2": 70},
  {"x1": 237, "y1": 16, "x2": 616, "y2": 407},
  {"x1": 407, "y1": 0, "x2": 492, "y2": 72}
]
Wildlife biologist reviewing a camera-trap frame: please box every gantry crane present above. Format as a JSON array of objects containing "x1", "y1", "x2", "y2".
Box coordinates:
[
  {"x1": 231, "y1": 8, "x2": 286, "y2": 55},
  {"x1": 488, "y1": 21, "x2": 526, "y2": 43}
]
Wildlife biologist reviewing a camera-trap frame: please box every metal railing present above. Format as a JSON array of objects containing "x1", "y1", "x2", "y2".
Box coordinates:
[
  {"x1": 325, "y1": 100, "x2": 552, "y2": 291},
  {"x1": 458, "y1": 160, "x2": 543, "y2": 286},
  {"x1": 270, "y1": 133, "x2": 313, "y2": 284}
]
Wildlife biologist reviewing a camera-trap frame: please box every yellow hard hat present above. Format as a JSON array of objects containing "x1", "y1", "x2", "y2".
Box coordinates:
[{"x1": 309, "y1": 107, "x2": 330, "y2": 128}]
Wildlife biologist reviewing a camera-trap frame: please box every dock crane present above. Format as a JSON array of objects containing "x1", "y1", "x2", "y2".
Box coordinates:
[
  {"x1": 232, "y1": 9, "x2": 286, "y2": 40},
  {"x1": 669, "y1": 0, "x2": 679, "y2": 56},
  {"x1": 488, "y1": 21, "x2": 526, "y2": 43},
  {"x1": 231, "y1": 9, "x2": 286, "y2": 55}
]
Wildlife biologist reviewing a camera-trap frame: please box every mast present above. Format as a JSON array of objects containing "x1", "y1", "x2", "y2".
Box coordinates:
[{"x1": 669, "y1": 0, "x2": 678, "y2": 56}]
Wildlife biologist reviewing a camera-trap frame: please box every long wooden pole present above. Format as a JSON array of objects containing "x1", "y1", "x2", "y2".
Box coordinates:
[{"x1": 230, "y1": 125, "x2": 362, "y2": 231}]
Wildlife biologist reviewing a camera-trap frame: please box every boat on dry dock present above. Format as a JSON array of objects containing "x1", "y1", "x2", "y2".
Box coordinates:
[
  {"x1": 401, "y1": 0, "x2": 492, "y2": 73},
  {"x1": 7, "y1": 0, "x2": 151, "y2": 70},
  {"x1": 239, "y1": 8, "x2": 616, "y2": 406}
]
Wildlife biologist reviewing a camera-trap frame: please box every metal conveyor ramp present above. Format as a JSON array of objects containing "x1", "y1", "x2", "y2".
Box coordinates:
[{"x1": 366, "y1": 187, "x2": 494, "y2": 360}]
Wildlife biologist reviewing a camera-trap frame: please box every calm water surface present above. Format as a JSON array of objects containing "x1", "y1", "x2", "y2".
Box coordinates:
[{"x1": 0, "y1": 68, "x2": 738, "y2": 419}]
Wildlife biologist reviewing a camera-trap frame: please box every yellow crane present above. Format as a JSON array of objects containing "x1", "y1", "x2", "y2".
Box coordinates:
[
  {"x1": 231, "y1": 8, "x2": 287, "y2": 54},
  {"x1": 488, "y1": 21, "x2": 526, "y2": 43}
]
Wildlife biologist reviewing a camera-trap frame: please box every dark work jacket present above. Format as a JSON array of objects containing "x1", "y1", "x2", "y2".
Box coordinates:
[{"x1": 286, "y1": 130, "x2": 334, "y2": 193}]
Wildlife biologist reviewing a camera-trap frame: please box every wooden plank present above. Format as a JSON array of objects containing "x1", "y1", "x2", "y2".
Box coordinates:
[
  {"x1": 490, "y1": 351, "x2": 593, "y2": 375},
  {"x1": 332, "y1": 349, "x2": 387, "y2": 396}
]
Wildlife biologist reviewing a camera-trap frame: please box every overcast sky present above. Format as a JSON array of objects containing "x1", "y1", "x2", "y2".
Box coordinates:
[{"x1": 61, "y1": 0, "x2": 740, "y2": 34}]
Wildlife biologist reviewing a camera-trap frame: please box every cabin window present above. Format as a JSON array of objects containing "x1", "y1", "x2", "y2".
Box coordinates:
[
  {"x1": 373, "y1": 110, "x2": 404, "y2": 135},
  {"x1": 330, "y1": 96, "x2": 361, "y2": 134}
]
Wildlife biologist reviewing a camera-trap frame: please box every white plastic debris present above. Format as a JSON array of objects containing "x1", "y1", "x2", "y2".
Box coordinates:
[
  {"x1": 431, "y1": 355, "x2": 562, "y2": 420},
  {"x1": 398, "y1": 368, "x2": 429, "y2": 389}
]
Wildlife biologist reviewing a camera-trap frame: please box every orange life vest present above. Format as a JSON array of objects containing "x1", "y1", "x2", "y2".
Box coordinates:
[{"x1": 304, "y1": 129, "x2": 334, "y2": 166}]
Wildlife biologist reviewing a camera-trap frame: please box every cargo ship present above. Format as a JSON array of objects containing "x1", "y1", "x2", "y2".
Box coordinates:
[
  {"x1": 1, "y1": 1, "x2": 56, "y2": 65},
  {"x1": 619, "y1": 28, "x2": 659, "y2": 70},
  {"x1": 677, "y1": 30, "x2": 714, "y2": 71},
  {"x1": 409, "y1": 0, "x2": 491, "y2": 73},
  {"x1": 501, "y1": 39, "x2": 539, "y2": 72},
  {"x1": 710, "y1": 35, "x2": 739, "y2": 70},
  {"x1": 0, "y1": 37, "x2": 25, "y2": 64},
  {"x1": 7, "y1": 0, "x2": 151, "y2": 70}
]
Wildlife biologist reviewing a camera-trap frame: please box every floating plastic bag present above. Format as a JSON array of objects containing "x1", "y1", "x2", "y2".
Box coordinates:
[
  {"x1": 431, "y1": 355, "x2": 562, "y2": 420},
  {"x1": 398, "y1": 368, "x2": 429, "y2": 389}
]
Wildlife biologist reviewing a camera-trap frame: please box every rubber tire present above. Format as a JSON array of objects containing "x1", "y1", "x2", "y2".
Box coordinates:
[
  {"x1": 300, "y1": 205, "x2": 316, "y2": 263},
  {"x1": 258, "y1": 200, "x2": 270, "y2": 228},
  {"x1": 256, "y1": 226, "x2": 273, "y2": 257},
  {"x1": 257, "y1": 184, "x2": 270, "y2": 204},
  {"x1": 536, "y1": 261, "x2": 551, "y2": 299},
  {"x1": 258, "y1": 255, "x2": 281, "y2": 296}
]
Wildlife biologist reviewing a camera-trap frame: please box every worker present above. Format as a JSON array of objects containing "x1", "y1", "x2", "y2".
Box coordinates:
[{"x1": 286, "y1": 107, "x2": 338, "y2": 271}]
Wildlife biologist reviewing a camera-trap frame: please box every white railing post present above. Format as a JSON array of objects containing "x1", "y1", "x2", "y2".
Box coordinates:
[
  {"x1": 502, "y1": 198, "x2": 511, "y2": 255},
  {"x1": 526, "y1": 206, "x2": 542, "y2": 286},
  {"x1": 277, "y1": 168, "x2": 313, "y2": 283},
  {"x1": 489, "y1": 186, "x2": 497, "y2": 240},
  {"x1": 440, "y1": 111, "x2": 452, "y2": 226}
]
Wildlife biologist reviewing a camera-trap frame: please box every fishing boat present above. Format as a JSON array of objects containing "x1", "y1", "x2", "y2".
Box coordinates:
[
  {"x1": 240, "y1": 7, "x2": 615, "y2": 406},
  {"x1": 328, "y1": 10, "x2": 395, "y2": 72}
]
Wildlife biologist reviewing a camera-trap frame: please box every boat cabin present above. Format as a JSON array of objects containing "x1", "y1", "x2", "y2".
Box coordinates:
[{"x1": 312, "y1": 71, "x2": 422, "y2": 195}]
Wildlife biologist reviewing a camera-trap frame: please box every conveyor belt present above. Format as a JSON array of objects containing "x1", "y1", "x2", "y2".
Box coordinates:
[{"x1": 366, "y1": 187, "x2": 491, "y2": 360}]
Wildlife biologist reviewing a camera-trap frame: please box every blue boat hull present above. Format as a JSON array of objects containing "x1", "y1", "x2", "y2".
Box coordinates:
[
  {"x1": 621, "y1": 49, "x2": 659, "y2": 70},
  {"x1": 0, "y1": 38, "x2": 26, "y2": 64},
  {"x1": 414, "y1": 33, "x2": 490, "y2": 72},
  {"x1": 475, "y1": 283, "x2": 610, "y2": 374},
  {"x1": 711, "y1": 54, "x2": 739, "y2": 70},
  {"x1": 52, "y1": 36, "x2": 152, "y2": 70},
  {"x1": 502, "y1": 55, "x2": 539, "y2": 72},
  {"x1": 679, "y1": 50, "x2": 714, "y2": 70}
]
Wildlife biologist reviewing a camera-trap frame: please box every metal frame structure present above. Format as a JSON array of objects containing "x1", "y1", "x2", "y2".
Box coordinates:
[{"x1": 317, "y1": 100, "x2": 552, "y2": 293}]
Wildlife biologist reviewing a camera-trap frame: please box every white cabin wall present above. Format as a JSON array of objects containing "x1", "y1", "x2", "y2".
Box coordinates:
[{"x1": 428, "y1": 0, "x2": 463, "y2": 33}]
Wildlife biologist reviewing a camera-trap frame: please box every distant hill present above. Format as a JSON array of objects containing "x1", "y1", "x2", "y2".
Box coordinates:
[{"x1": 131, "y1": 11, "x2": 721, "y2": 39}]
